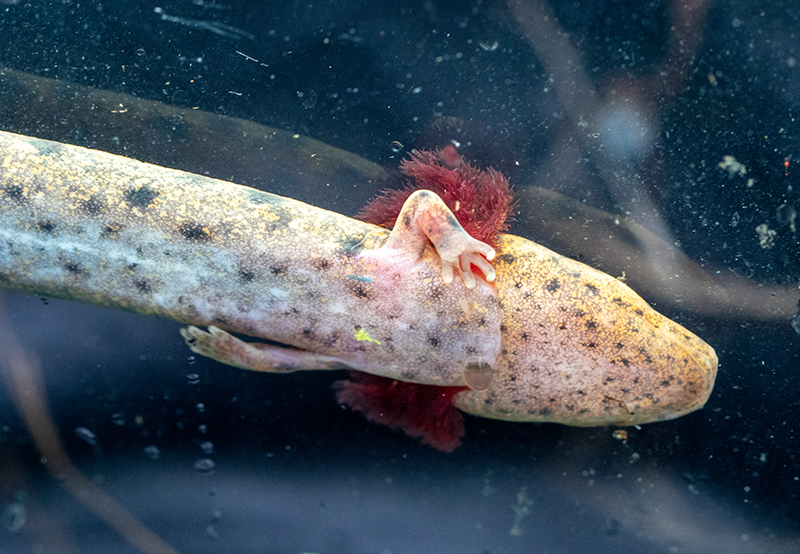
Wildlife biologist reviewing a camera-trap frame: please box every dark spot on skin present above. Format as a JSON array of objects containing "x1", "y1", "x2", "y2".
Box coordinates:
[
  {"x1": 178, "y1": 221, "x2": 212, "y2": 242},
  {"x1": 428, "y1": 336, "x2": 440, "y2": 347},
  {"x1": 585, "y1": 319, "x2": 597, "y2": 330},
  {"x1": 612, "y1": 297, "x2": 629, "y2": 308},
  {"x1": 558, "y1": 324, "x2": 567, "y2": 330},
  {"x1": 483, "y1": 398, "x2": 493, "y2": 405},
  {"x1": 2, "y1": 185, "x2": 28, "y2": 205},
  {"x1": 660, "y1": 380, "x2": 671, "y2": 387},
  {"x1": 238, "y1": 268, "x2": 255, "y2": 282},
  {"x1": 101, "y1": 223, "x2": 123, "y2": 239},
  {"x1": 496, "y1": 254, "x2": 515, "y2": 264},
  {"x1": 520, "y1": 332, "x2": 530, "y2": 341},
  {"x1": 445, "y1": 213, "x2": 459, "y2": 229},
  {"x1": 127, "y1": 263, "x2": 138, "y2": 271},
  {"x1": 620, "y1": 358, "x2": 630, "y2": 366},
  {"x1": 549, "y1": 398, "x2": 557, "y2": 402},
  {"x1": 546, "y1": 278, "x2": 560, "y2": 292},
  {"x1": 64, "y1": 261, "x2": 84, "y2": 275},
  {"x1": 302, "y1": 328, "x2": 314, "y2": 338},
  {"x1": 135, "y1": 280, "x2": 151, "y2": 292},
  {"x1": 37, "y1": 221, "x2": 56, "y2": 233},
  {"x1": 79, "y1": 194, "x2": 106, "y2": 216},
  {"x1": 124, "y1": 185, "x2": 159, "y2": 209},
  {"x1": 270, "y1": 264, "x2": 288, "y2": 275},
  {"x1": 616, "y1": 342, "x2": 625, "y2": 349},
  {"x1": 213, "y1": 316, "x2": 229, "y2": 326},
  {"x1": 575, "y1": 309, "x2": 586, "y2": 318},
  {"x1": 312, "y1": 258, "x2": 331, "y2": 271},
  {"x1": 514, "y1": 281, "x2": 522, "y2": 289},
  {"x1": 634, "y1": 308, "x2": 644, "y2": 317},
  {"x1": 402, "y1": 215, "x2": 412, "y2": 228},
  {"x1": 584, "y1": 342, "x2": 597, "y2": 348},
  {"x1": 346, "y1": 280, "x2": 371, "y2": 299},
  {"x1": 585, "y1": 283, "x2": 599, "y2": 295}
]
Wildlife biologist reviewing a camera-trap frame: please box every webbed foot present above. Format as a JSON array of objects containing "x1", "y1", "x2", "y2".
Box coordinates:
[
  {"x1": 379, "y1": 190, "x2": 496, "y2": 289},
  {"x1": 180, "y1": 326, "x2": 349, "y2": 373}
]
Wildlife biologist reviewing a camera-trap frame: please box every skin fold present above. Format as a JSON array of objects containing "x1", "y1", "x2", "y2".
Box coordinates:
[{"x1": 0, "y1": 130, "x2": 717, "y2": 429}]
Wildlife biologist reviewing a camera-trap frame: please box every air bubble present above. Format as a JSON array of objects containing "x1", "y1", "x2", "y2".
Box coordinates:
[
  {"x1": 75, "y1": 427, "x2": 97, "y2": 446},
  {"x1": 194, "y1": 458, "x2": 216, "y2": 473},
  {"x1": 144, "y1": 445, "x2": 161, "y2": 460},
  {"x1": 463, "y1": 357, "x2": 493, "y2": 390},
  {"x1": 187, "y1": 373, "x2": 200, "y2": 384}
]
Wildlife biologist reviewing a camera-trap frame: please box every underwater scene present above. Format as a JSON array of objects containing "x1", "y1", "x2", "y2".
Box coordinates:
[{"x1": 0, "y1": 0, "x2": 798, "y2": 552}]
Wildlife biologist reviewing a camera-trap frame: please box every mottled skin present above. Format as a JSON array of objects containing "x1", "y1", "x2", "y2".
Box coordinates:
[{"x1": 0, "y1": 131, "x2": 717, "y2": 427}]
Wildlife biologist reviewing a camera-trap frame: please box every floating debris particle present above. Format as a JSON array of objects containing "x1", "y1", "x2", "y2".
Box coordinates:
[
  {"x1": 509, "y1": 486, "x2": 532, "y2": 536},
  {"x1": 718, "y1": 155, "x2": 747, "y2": 177},
  {"x1": 612, "y1": 429, "x2": 628, "y2": 440},
  {"x1": 755, "y1": 223, "x2": 776, "y2": 249}
]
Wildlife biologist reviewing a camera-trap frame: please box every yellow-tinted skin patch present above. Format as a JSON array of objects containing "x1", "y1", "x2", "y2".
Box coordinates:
[{"x1": 0, "y1": 131, "x2": 717, "y2": 427}]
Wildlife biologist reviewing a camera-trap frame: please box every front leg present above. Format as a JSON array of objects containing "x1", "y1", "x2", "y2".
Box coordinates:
[
  {"x1": 180, "y1": 326, "x2": 351, "y2": 373},
  {"x1": 377, "y1": 190, "x2": 496, "y2": 289}
]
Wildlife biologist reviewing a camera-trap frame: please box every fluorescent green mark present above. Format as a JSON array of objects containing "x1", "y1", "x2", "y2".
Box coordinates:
[{"x1": 354, "y1": 328, "x2": 381, "y2": 344}]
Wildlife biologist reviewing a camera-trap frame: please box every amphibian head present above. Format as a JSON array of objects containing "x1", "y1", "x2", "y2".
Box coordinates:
[{"x1": 453, "y1": 234, "x2": 718, "y2": 427}]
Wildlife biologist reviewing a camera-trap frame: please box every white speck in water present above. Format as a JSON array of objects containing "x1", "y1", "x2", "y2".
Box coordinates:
[
  {"x1": 75, "y1": 427, "x2": 97, "y2": 446},
  {"x1": 198, "y1": 424, "x2": 208, "y2": 434},
  {"x1": 187, "y1": 373, "x2": 200, "y2": 384},
  {"x1": 196, "y1": 403, "x2": 206, "y2": 413},
  {"x1": 144, "y1": 445, "x2": 161, "y2": 460},
  {"x1": 111, "y1": 413, "x2": 126, "y2": 426},
  {"x1": 200, "y1": 441, "x2": 214, "y2": 454},
  {"x1": 194, "y1": 458, "x2": 216, "y2": 473}
]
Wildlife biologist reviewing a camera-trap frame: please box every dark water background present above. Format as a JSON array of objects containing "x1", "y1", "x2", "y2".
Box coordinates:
[{"x1": 1, "y1": 1, "x2": 799, "y2": 552}]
